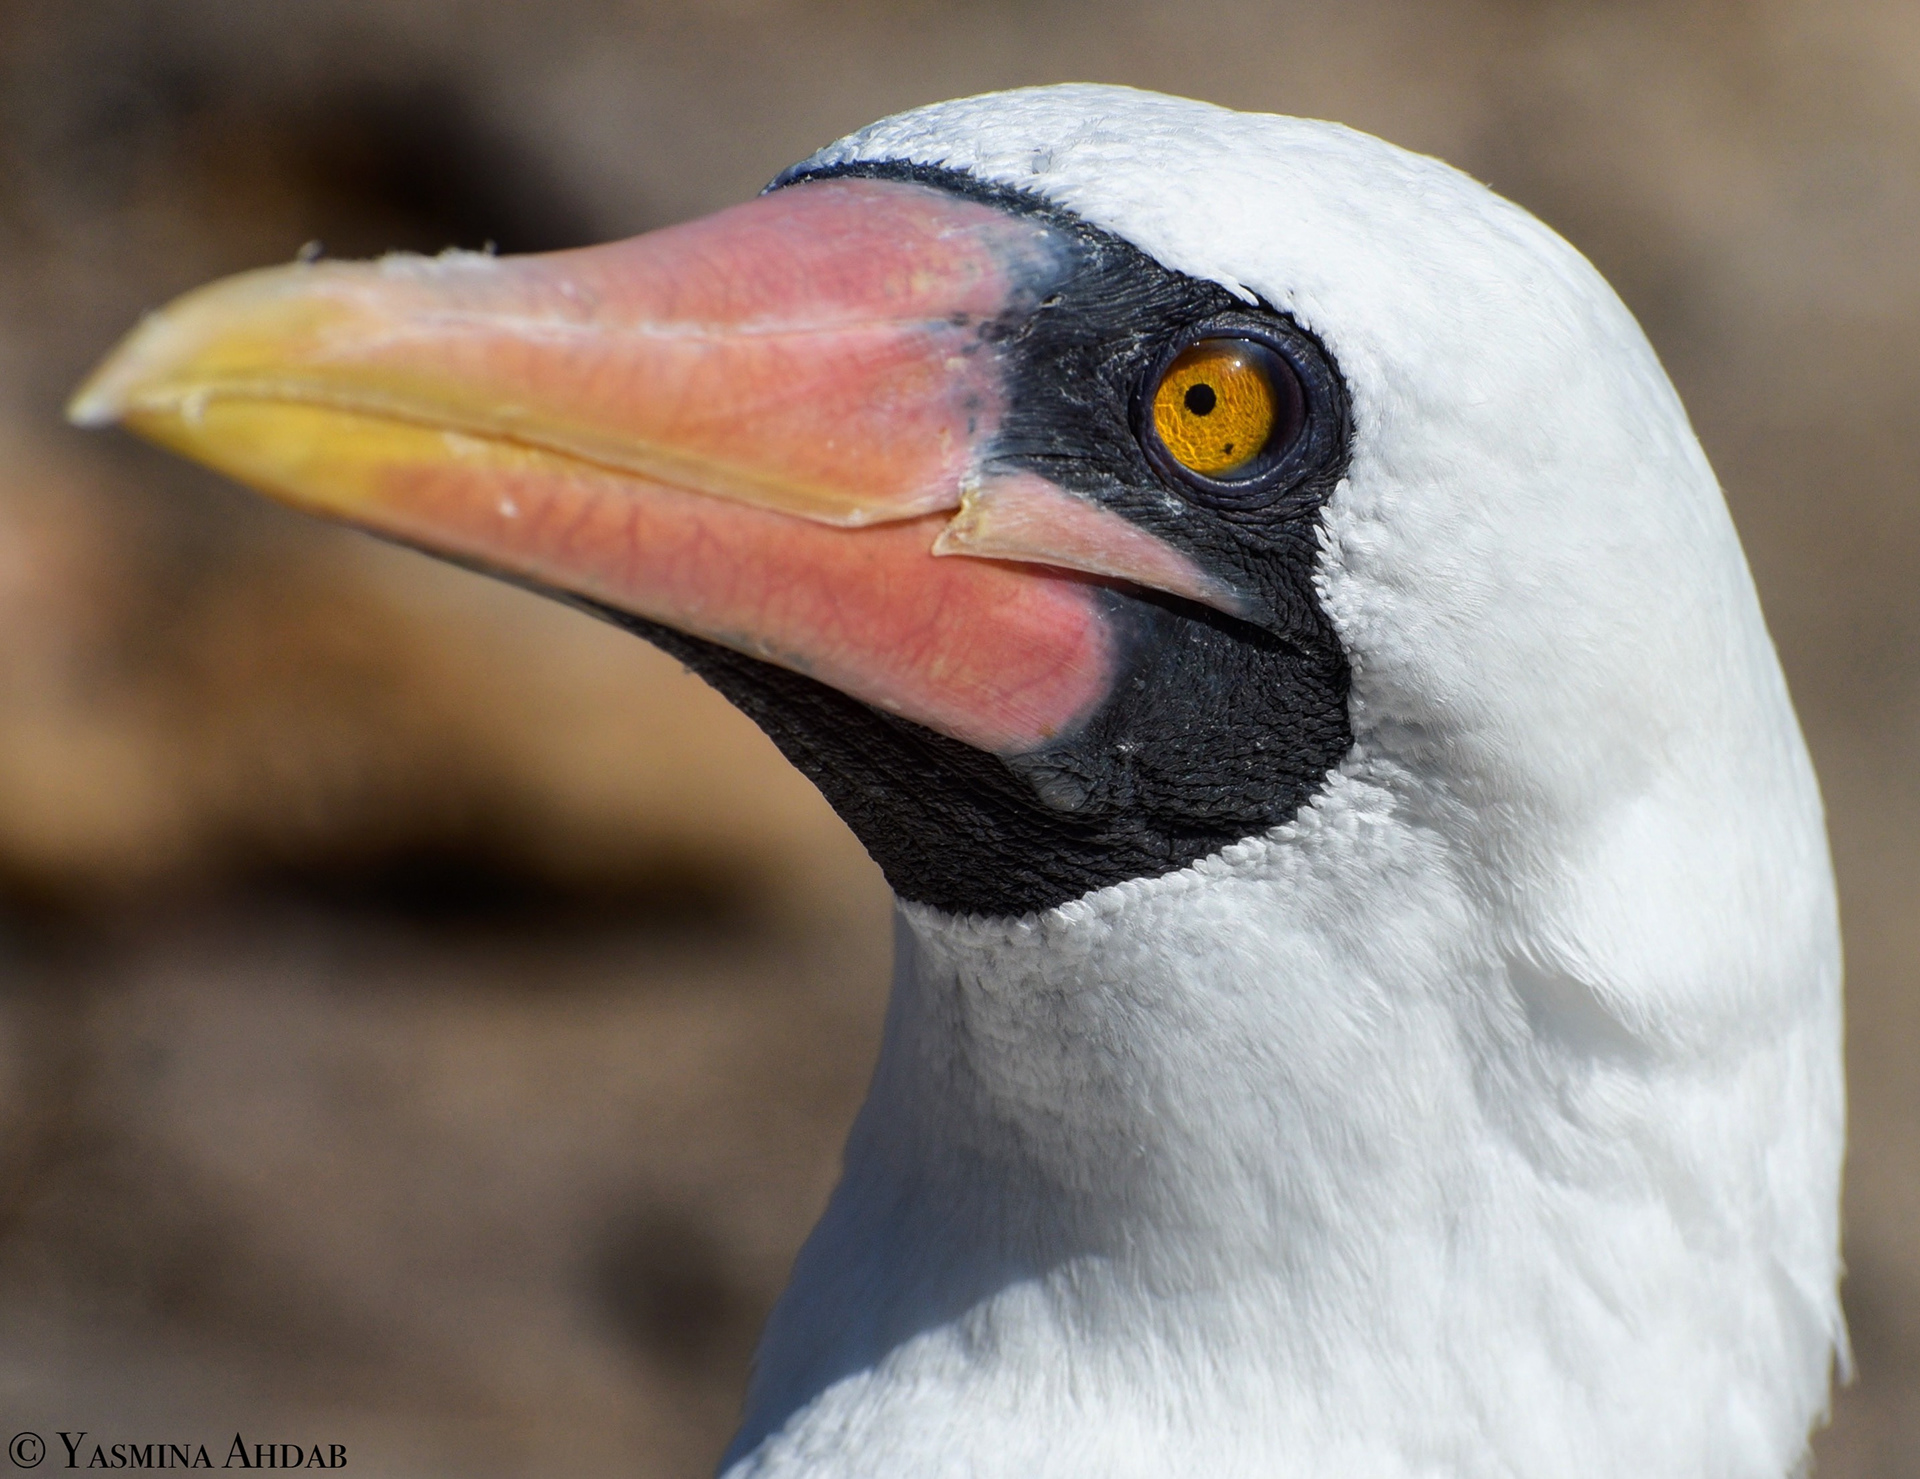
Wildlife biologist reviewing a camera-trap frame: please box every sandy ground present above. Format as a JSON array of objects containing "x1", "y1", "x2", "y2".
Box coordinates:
[{"x1": 0, "y1": 1, "x2": 1916, "y2": 1472}]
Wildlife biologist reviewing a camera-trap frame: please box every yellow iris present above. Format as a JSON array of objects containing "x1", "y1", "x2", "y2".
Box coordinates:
[{"x1": 1150, "y1": 339, "x2": 1279, "y2": 478}]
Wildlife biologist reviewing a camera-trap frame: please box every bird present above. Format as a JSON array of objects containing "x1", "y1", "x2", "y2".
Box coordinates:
[{"x1": 70, "y1": 84, "x2": 1844, "y2": 1478}]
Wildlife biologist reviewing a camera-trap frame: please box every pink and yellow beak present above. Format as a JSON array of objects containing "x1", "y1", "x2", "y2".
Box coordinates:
[{"x1": 69, "y1": 176, "x2": 1233, "y2": 755}]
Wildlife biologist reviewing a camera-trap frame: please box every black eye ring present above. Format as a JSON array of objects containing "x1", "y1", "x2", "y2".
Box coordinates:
[{"x1": 1135, "y1": 315, "x2": 1339, "y2": 512}]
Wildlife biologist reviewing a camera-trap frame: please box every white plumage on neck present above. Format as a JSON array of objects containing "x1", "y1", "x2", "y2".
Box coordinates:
[{"x1": 723, "y1": 86, "x2": 1843, "y2": 1477}]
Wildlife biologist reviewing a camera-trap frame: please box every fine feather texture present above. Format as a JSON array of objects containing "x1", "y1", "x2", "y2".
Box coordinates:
[{"x1": 723, "y1": 86, "x2": 1844, "y2": 1477}]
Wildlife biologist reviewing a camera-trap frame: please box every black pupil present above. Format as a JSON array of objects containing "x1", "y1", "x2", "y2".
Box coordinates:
[{"x1": 1184, "y1": 383, "x2": 1217, "y2": 416}]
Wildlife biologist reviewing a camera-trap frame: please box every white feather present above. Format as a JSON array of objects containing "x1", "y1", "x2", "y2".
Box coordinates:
[{"x1": 722, "y1": 85, "x2": 1844, "y2": 1478}]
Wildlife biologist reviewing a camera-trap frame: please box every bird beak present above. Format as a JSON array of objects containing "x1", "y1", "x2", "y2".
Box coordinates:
[{"x1": 68, "y1": 177, "x2": 1234, "y2": 755}]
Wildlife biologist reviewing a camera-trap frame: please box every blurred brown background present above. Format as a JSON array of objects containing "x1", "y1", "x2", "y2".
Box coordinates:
[{"x1": 0, "y1": 1, "x2": 1912, "y2": 1473}]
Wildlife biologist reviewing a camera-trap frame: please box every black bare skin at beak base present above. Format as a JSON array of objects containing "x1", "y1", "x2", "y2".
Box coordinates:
[{"x1": 579, "y1": 163, "x2": 1354, "y2": 919}]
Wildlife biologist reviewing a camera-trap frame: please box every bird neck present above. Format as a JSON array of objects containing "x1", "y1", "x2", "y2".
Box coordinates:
[{"x1": 722, "y1": 771, "x2": 1836, "y2": 1478}]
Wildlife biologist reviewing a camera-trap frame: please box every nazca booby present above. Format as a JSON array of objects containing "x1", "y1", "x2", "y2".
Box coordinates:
[{"x1": 70, "y1": 84, "x2": 1844, "y2": 1479}]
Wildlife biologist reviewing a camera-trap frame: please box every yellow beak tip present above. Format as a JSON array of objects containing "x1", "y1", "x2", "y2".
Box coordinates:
[{"x1": 65, "y1": 376, "x2": 124, "y2": 429}]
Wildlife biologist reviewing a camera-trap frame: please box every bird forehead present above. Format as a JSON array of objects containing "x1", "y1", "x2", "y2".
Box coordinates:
[{"x1": 802, "y1": 85, "x2": 1592, "y2": 369}]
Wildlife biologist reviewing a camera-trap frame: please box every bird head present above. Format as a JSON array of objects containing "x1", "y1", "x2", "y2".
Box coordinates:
[
  {"x1": 68, "y1": 89, "x2": 1369, "y2": 920},
  {"x1": 69, "y1": 85, "x2": 1843, "y2": 1476},
  {"x1": 68, "y1": 85, "x2": 1812, "y2": 935}
]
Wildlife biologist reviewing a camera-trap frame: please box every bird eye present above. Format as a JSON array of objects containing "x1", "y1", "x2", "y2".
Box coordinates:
[{"x1": 1146, "y1": 335, "x2": 1305, "y2": 485}]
